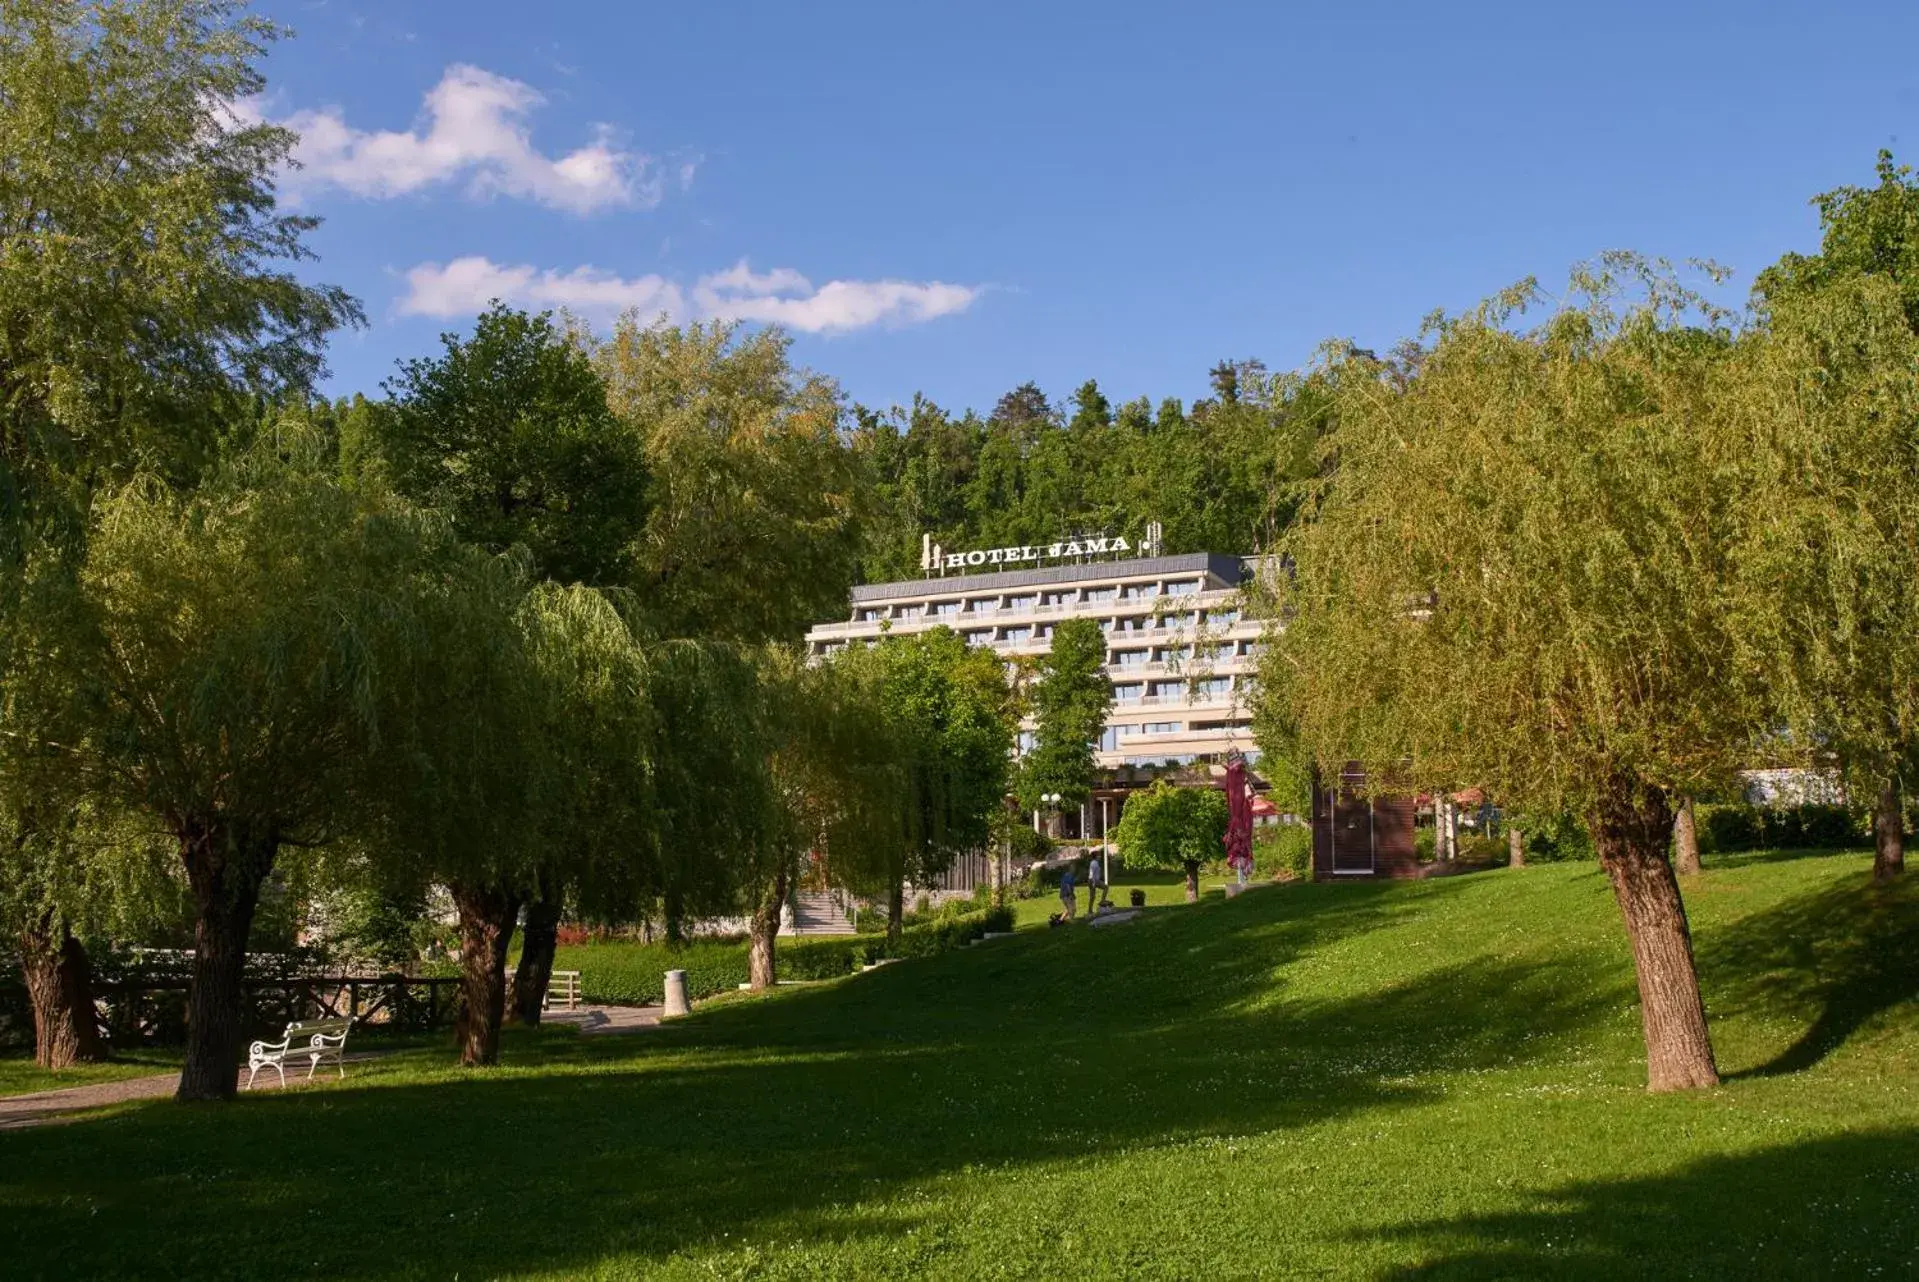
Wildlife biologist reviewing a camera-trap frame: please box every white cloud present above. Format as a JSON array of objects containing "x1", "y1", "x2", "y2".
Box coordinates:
[
  {"x1": 260, "y1": 65, "x2": 657, "y2": 214},
  {"x1": 399, "y1": 257, "x2": 981, "y2": 334}
]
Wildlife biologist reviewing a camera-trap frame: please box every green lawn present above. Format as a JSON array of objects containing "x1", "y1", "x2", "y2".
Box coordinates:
[
  {"x1": 0, "y1": 1048, "x2": 180, "y2": 1100},
  {"x1": 4, "y1": 850, "x2": 1918, "y2": 1279}
]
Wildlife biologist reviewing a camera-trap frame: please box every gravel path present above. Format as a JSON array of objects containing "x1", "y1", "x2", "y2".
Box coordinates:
[
  {"x1": 0, "y1": 1051, "x2": 388, "y2": 1130},
  {"x1": 1, "y1": 1006, "x2": 665, "y2": 1129},
  {"x1": 541, "y1": 1003, "x2": 664, "y2": 1035}
]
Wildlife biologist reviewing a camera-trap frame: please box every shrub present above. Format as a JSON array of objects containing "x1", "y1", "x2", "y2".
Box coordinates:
[
  {"x1": 888, "y1": 906, "x2": 1013, "y2": 959},
  {"x1": 1008, "y1": 825, "x2": 1053, "y2": 865},
  {"x1": 553, "y1": 905, "x2": 1018, "y2": 1004},
  {"x1": 1522, "y1": 813, "x2": 1596, "y2": 862},
  {"x1": 1254, "y1": 824, "x2": 1312, "y2": 880},
  {"x1": 780, "y1": 936, "x2": 865, "y2": 981},
  {"x1": 1697, "y1": 803, "x2": 1865, "y2": 853}
]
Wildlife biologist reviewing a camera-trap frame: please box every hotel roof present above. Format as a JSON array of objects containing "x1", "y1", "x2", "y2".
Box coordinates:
[{"x1": 849, "y1": 552, "x2": 1246, "y2": 604}]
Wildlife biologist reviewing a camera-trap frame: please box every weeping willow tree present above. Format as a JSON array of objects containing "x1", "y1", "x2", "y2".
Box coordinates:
[
  {"x1": 506, "y1": 586, "x2": 657, "y2": 1029},
  {"x1": 590, "y1": 319, "x2": 866, "y2": 644},
  {"x1": 737, "y1": 646, "x2": 906, "y2": 990},
  {"x1": 832, "y1": 627, "x2": 1014, "y2": 942},
  {"x1": 30, "y1": 436, "x2": 455, "y2": 1100},
  {"x1": 1256, "y1": 257, "x2": 1774, "y2": 1091},
  {"x1": 1730, "y1": 274, "x2": 1919, "y2": 881}
]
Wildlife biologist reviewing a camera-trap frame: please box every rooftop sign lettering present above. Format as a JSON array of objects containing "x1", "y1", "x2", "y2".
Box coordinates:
[{"x1": 920, "y1": 523, "x2": 1161, "y2": 575}]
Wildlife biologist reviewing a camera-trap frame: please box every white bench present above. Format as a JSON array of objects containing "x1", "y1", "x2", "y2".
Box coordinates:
[
  {"x1": 546, "y1": 969, "x2": 582, "y2": 1011},
  {"x1": 246, "y1": 1018, "x2": 352, "y2": 1090}
]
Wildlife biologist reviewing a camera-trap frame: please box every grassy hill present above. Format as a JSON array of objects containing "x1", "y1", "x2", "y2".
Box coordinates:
[{"x1": 4, "y1": 851, "x2": 1917, "y2": 1278}]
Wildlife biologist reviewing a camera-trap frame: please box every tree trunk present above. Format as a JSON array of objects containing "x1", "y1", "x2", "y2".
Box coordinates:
[
  {"x1": 1183, "y1": 859, "x2": 1199, "y2": 903},
  {"x1": 1873, "y1": 779, "x2": 1905, "y2": 882},
  {"x1": 451, "y1": 882, "x2": 522, "y2": 1068},
  {"x1": 1507, "y1": 826, "x2": 1526, "y2": 869},
  {"x1": 18, "y1": 912, "x2": 109, "y2": 1069},
  {"x1": 748, "y1": 867, "x2": 789, "y2": 992},
  {"x1": 1673, "y1": 797, "x2": 1701, "y2": 876},
  {"x1": 512, "y1": 887, "x2": 561, "y2": 1027},
  {"x1": 1588, "y1": 782, "x2": 1719, "y2": 1091},
  {"x1": 886, "y1": 878, "x2": 905, "y2": 948},
  {"x1": 177, "y1": 819, "x2": 276, "y2": 1102}
]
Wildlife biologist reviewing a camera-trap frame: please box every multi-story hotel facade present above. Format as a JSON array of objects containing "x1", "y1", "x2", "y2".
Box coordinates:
[{"x1": 804, "y1": 547, "x2": 1266, "y2": 842}]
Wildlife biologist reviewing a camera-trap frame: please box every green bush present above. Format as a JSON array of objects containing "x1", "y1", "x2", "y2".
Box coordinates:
[
  {"x1": 1698, "y1": 803, "x2": 1865, "y2": 853},
  {"x1": 1254, "y1": 824, "x2": 1311, "y2": 880},
  {"x1": 555, "y1": 904, "x2": 1018, "y2": 1004},
  {"x1": 1007, "y1": 826, "x2": 1054, "y2": 864},
  {"x1": 1522, "y1": 813, "x2": 1596, "y2": 862},
  {"x1": 888, "y1": 905, "x2": 1013, "y2": 959},
  {"x1": 553, "y1": 938, "x2": 750, "y2": 1006},
  {"x1": 780, "y1": 936, "x2": 866, "y2": 980}
]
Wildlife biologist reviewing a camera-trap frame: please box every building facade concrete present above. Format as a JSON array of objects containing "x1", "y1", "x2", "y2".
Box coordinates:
[{"x1": 805, "y1": 551, "x2": 1266, "y2": 841}]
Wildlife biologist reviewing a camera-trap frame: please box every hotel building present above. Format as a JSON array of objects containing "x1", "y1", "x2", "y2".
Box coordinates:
[{"x1": 804, "y1": 549, "x2": 1266, "y2": 841}]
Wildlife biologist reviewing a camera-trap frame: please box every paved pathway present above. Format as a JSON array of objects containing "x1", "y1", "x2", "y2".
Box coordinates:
[
  {"x1": 0, "y1": 1050, "x2": 393, "y2": 1130},
  {"x1": 541, "y1": 1003, "x2": 664, "y2": 1035}
]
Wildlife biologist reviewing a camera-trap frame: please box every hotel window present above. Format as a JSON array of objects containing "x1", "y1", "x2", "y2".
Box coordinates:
[
  {"x1": 1121, "y1": 583, "x2": 1159, "y2": 601},
  {"x1": 1151, "y1": 680, "x2": 1187, "y2": 700},
  {"x1": 1006, "y1": 594, "x2": 1037, "y2": 612},
  {"x1": 1113, "y1": 618, "x2": 1147, "y2": 634},
  {"x1": 1113, "y1": 683, "x2": 1144, "y2": 702},
  {"x1": 931, "y1": 600, "x2": 960, "y2": 618},
  {"x1": 1155, "y1": 646, "x2": 1193, "y2": 664},
  {"x1": 965, "y1": 630, "x2": 993, "y2": 648},
  {"x1": 1036, "y1": 624, "x2": 1054, "y2": 640},
  {"x1": 1241, "y1": 639, "x2": 1265, "y2": 656},
  {"x1": 1114, "y1": 649, "x2": 1150, "y2": 668},
  {"x1": 1115, "y1": 723, "x2": 1142, "y2": 738},
  {"x1": 1084, "y1": 587, "x2": 1117, "y2": 604},
  {"x1": 1157, "y1": 611, "x2": 1196, "y2": 630},
  {"x1": 1043, "y1": 590, "x2": 1078, "y2": 607},
  {"x1": 1206, "y1": 609, "x2": 1240, "y2": 626},
  {"x1": 1003, "y1": 626, "x2": 1032, "y2": 644},
  {"x1": 1164, "y1": 580, "x2": 1200, "y2": 596},
  {"x1": 968, "y1": 598, "x2": 998, "y2": 615},
  {"x1": 1197, "y1": 677, "x2": 1231, "y2": 698},
  {"x1": 1142, "y1": 721, "x2": 1184, "y2": 735},
  {"x1": 1098, "y1": 726, "x2": 1120, "y2": 752},
  {"x1": 857, "y1": 608, "x2": 883, "y2": 623}
]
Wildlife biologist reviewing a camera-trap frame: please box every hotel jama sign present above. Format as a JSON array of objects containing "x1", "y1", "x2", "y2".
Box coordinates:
[{"x1": 920, "y1": 523, "x2": 1162, "y2": 574}]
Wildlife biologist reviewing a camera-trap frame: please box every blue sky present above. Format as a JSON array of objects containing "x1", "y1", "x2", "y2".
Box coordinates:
[{"x1": 256, "y1": 0, "x2": 1919, "y2": 417}]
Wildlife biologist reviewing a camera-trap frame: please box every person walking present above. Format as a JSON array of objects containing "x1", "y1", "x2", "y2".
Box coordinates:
[
  {"x1": 1086, "y1": 853, "x2": 1103, "y2": 916},
  {"x1": 1058, "y1": 862, "x2": 1076, "y2": 921}
]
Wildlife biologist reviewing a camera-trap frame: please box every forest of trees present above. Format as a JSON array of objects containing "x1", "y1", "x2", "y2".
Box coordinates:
[{"x1": 848, "y1": 365, "x2": 1326, "y2": 581}]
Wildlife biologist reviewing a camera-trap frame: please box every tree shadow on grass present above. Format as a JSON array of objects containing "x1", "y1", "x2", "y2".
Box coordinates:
[
  {"x1": 0, "y1": 878, "x2": 1623, "y2": 1280},
  {"x1": 1368, "y1": 1127, "x2": 1919, "y2": 1278},
  {"x1": 1700, "y1": 873, "x2": 1919, "y2": 1078}
]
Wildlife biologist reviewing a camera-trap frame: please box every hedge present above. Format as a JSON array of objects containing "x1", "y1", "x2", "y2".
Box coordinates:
[
  {"x1": 553, "y1": 905, "x2": 1016, "y2": 1007},
  {"x1": 1697, "y1": 803, "x2": 1865, "y2": 853}
]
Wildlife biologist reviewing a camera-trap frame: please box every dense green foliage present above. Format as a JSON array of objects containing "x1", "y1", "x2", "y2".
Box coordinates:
[
  {"x1": 374, "y1": 304, "x2": 648, "y2": 589},
  {"x1": 850, "y1": 370, "x2": 1322, "y2": 579},
  {"x1": 1014, "y1": 616, "x2": 1111, "y2": 810},
  {"x1": 1111, "y1": 780, "x2": 1230, "y2": 875},
  {"x1": 0, "y1": 0, "x2": 358, "y2": 556},
  {"x1": 6, "y1": 853, "x2": 1916, "y2": 1277},
  {"x1": 552, "y1": 906, "x2": 1014, "y2": 1004}
]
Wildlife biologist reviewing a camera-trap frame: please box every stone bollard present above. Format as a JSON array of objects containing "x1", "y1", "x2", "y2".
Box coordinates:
[{"x1": 663, "y1": 969, "x2": 690, "y2": 1017}]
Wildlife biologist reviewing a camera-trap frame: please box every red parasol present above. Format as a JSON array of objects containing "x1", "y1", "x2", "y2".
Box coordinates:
[{"x1": 1223, "y1": 752, "x2": 1254, "y2": 873}]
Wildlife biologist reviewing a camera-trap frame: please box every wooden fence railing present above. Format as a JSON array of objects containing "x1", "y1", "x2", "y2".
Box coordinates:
[{"x1": 88, "y1": 975, "x2": 465, "y2": 1045}]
